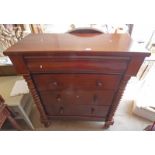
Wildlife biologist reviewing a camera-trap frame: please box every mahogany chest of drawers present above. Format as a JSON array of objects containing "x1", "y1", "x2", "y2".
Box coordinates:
[{"x1": 4, "y1": 33, "x2": 150, "y2": 128}]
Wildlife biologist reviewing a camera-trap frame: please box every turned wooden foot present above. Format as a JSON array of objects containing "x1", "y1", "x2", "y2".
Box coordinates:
[
  {"x1": 44, "y1": 122, "x2": 51, "y2": 127},
  {"x1": 103, "y1": 120, "x2": 114, "y2": 129},
  {"x1": 41, "y1": 118, "x2": 51, "y2": 127}
]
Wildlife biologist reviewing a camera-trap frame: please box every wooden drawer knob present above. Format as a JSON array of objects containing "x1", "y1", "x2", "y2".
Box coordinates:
[
  {"x1": 59, "y1": 107, "x2": 64, "y2": 114},
  {"x1": 76, "y1": 95, "x2": 80, "y2": 99},
  {"x1": 52, "y1": 81, "x2": 58, "y2": 86},
  {"x1": 56, "y1": 94, "x2": 61, "y2": 102},
  {"x1": 49, "y1": 81, "x2": 58, "y2": 89},
  {"x1": 96, "y1": 81, "x2": 103, "y2": 87}
]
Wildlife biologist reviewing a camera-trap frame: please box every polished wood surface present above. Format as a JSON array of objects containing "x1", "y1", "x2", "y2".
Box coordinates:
[
  {"x1": 39, "y1": 90, "x2": 114, "y2": 106},
  {"x1": 4, "y1": 33, "x2": 150, "y2": 128},
  {"x1": 33, "y1": 74, "x2": 122, "y2": 91},
  {"x1": 5, "y1": 33, "x2": 148, "y2": 54}
]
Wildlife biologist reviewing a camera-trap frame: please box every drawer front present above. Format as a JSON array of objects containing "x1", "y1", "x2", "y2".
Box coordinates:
[
  {"x1": 33, "y1": 74, "x2": 122, "y2": 91},
  {"x1": 40, "y1": 90, "x2": 115, "y2": 106},
  {"x1": 43, "y1": 103, "x2": 109, "y2": 118},
  {"x1": 25, "y1": 56, "x2": 129, "y2": 74}
]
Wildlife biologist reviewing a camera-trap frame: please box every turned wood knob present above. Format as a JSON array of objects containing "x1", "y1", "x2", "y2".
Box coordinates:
[
  {"x1": 96, "y1": 81, "x2": 103, "y2": 87},
  {"x1": 59, "y1": 107, "x2": 64, "y2": 114},
  {"x1": 56, "y1": 94, "x2": 61, "y2": 102},
  {"x1": 52, "y1": 81, "x2": 58, "y2": 86},
  {"x1": 76, "y1": 95, "x2": 80, "y2": 99},
  {"x1": 39, "y1": 65, "x2": 43, "y2": 69}
]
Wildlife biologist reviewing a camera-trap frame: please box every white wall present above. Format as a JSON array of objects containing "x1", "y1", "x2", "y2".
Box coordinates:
[{"x1": 131, "y1": 24, "x2": 155, "y2": 44}]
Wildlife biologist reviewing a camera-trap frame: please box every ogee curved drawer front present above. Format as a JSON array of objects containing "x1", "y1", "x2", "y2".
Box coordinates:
[{"x1": 24, "y1": 56, "x2": 129, "y2": 74}]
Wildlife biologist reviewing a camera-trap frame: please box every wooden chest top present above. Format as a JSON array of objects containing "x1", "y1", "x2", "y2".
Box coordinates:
[{"x1": 4, "y1": 33, "x2": 149, "y2": 57}]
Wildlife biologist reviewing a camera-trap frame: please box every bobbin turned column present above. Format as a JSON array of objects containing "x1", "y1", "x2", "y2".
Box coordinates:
[{"x1": 24, "y1": 75, "x2": 50, "y2": 127}]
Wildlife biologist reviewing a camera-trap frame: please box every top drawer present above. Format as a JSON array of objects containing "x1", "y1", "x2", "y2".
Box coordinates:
[{"x1": 24, "y1": 56, "x2": 129, "y2": 74}]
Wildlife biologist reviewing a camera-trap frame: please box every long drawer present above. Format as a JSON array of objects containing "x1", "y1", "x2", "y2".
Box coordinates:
[
  {"x1": 43, "y1": 103, "x2": 110, "y2": 118},
  {"x1": 39, "y1": 90, "x2": 115, "y2": 106},
  {"x1": 33, "y1": 74, "x2": 122, "y2": 91},
  {"x1": 24, "y1": 56, "x2": 129, "y2": 74}
]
